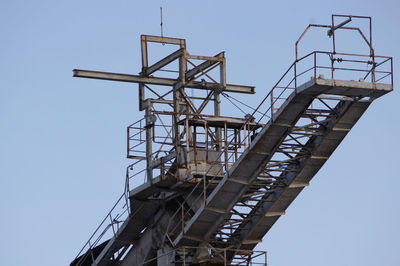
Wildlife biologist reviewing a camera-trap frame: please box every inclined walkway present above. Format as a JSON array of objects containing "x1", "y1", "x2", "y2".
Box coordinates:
[
  {"x1": 72, "y1": 78, "x2": 391, "y2": 266},
  {"x1": 172, "y1": 78, "x2": 392, "y2": 248}
]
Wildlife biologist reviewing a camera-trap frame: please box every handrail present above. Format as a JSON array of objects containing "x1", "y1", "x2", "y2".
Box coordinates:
[
  {"x1": 73, "y1": 191, "x2": 130, "y2": 265},
  {"x1": 141, "y1": 246, "x2": 267, "y2": 265},
  {"x1": 73, "y1": 49, "x2": 393, "y2": 265},
  {"x1": 164, "y1": 50, "x2": 393, "y2": 244}
]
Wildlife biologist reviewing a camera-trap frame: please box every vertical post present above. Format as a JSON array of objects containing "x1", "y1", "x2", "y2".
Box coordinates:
[
  {"x1": 331, "y1": 15, "x2": 336, "y2": 54},
  {"x1": 205, "y1": 121, "x2": 208, "y2": 163},
  {"x1": 185, "y1": 119, "x2": 190, "y2": 169},
  {"x1": 125, "y1": 168, "x2": 130, "y2": 205},
  {"x1": 140, "y1": 36, "x2": 154, "y2": 183},
  {"x1": 203, "y1": 170, "x2": 207, "y2": 203},
  {"x1": 265, "y1": 251, "x2": 267, "y2": 266},
  {"x1": 224, "y1": 248, "x2": 227, "y2": 266},
  {"x1": 330, "y1": 16, "x2": 336, "y2": 81},
  {"x1": 183, "y1": 247, "x2": 186, "y2": 266},
  {"x1": 174, "y1": 49, "x2": 188, "y2": 169},
  {"x1": 369, "y1": 16, "x2": 376, "y2": 83},
  {"x1": 161, "y1": 161, "x2": 164, "y2": 179},
  {"x1": 314, "y1": 52, "x2": 317, "y2": 80},
  {"x1": 141, "y1": 35, "x2": 148, "y2": 69},
  {"x1": 234, "y1": 129, "x2": 238, "y2": 161},
  {"x1": 238, "y1": 126, "x2": 241, "y2": 148},
  {"x1": 173, "y1": 83, "x2": 181, "y2": 168},
  {"x1": 194, "y1": 125, "x2": 197, "y2": 163},
  {"x1": 139, "y1": 84, "x2": 145, "y2": 111},
  {"x1": 126, "y1": 126, "x2": 129, "y2": 158},
  {"x1": 145, "y1": 105, "x2": 153, "y2": 182},
  {"x1": 215, "y1": 54, "x2": 225, "y2": 151},
  {"x1": 390, "y1": 57, "x2": 393, "y2": 87},
  {"x1": 294, "y1": 61, "x2": 297, "y2": 89},
  {"x1": 180, "y1": 50, "x2": 187, "y2": 86},
  {"x1": 244, "y1": 124, "x2": 248, "y2": 148},
  {"x1": 369, "y1": 17, "x2": 372, "y2": 53},
  {"x1": 224, "y1": 121, "x2": 228, "y2": 173},
  {"x1": 139, "y1": 36, "x2": 148, "y2": 111},
  {"x1": 270, "y1": 90, "x2": 274, "y2": 122}
]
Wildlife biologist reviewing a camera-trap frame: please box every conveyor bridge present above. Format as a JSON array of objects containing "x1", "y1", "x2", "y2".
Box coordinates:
[{"x1": 70, "y1": 15, "x2": 393, "y2": 266}]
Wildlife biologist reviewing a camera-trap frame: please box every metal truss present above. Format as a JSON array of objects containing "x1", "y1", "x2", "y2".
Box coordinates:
[{"x1": 70, "y1": 14, "x2": 393, "y2": 266}]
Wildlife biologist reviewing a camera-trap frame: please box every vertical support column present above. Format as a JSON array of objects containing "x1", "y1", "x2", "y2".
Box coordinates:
[
  {"x1": 173, "y1": 49, "x2": 187, "y2": 169},
  {"x1": 185, "y1": 118, "x2": 190, "y2": 171},
  {"x1": 368, "y1": 17, "x2": 376, "y2": 83},
  {"x1": 234, "y1": 129, "x2": 238, "y2": 161},
  {"x1": 139, "y1": 35, "x2": 148, "y2": 111},
  {"x1": 215, "y1": 53, "x2": 225, "y2": 151},
  {"x1": 173, "y1": 83, "x2": 181, "y2": 167},
  {"x1": 193, "y1": 125, "x2": 197, "y2": 163},
  {"x1": 140, "y1": 35, "x2": 153, "y2": 183},
  {"x1": 145, "y1": 102, "x2": 153, "y2": 183},
  {"x1": 139, "y1": 36, "x2": 154, "y2": 183}
]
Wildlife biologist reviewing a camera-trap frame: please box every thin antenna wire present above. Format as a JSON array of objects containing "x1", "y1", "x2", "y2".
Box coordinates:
[
  {"x1": 160, "y1": 6, "x2": 165, "y2": 45},
  {"x1": 160, "y1": 7, "x2": 164, "y2": 38}
]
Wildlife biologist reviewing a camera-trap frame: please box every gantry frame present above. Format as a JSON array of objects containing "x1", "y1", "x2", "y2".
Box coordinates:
[{"x1": 71, "y1": 15, "x2": 393, "y2": 266}]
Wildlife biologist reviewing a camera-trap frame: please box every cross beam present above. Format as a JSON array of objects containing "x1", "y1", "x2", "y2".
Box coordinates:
[
  {"x1": 186, "y1": 52, "x2": 224, "y2": 81},
  {"x1": 72, "y1": 69, "x2": 255, "y2": 94}
]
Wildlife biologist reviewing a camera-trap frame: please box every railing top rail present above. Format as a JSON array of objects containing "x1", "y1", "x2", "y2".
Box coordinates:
[{"x1": 74, "y1": 191, "x2": 129, "y2": 262}]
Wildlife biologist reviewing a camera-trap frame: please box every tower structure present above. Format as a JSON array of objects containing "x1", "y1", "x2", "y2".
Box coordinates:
[{"x1": 71, "y1": 15, "x2": 393, "y2": 265}]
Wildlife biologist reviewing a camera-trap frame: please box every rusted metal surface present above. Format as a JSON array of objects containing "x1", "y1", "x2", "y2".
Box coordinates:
[
  {"x1": 71, "y1": 14, "x2": 393, "y2": 266},
  {"x1": 73, "y1": 69, "x2": 254, "y2": 94}
]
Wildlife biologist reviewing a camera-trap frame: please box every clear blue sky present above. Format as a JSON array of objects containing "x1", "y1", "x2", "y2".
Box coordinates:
[{"x1": 1, "y1": 1, "x2": 399, "y2": 265}]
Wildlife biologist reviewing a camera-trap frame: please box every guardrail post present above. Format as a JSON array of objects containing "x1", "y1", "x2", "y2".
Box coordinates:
[
  {"x1": 224, "y1": 121, "x2": 228, "y2": 172},
  {"x1": 331, "y1": 53, "x2": 334, "y2": 80},
  {"x1": 204, "y1": 173, "x2": 207, "y2": 203},
  {"x1": 294, "y1": 61, "x2": 297, "y2": 90},
  {"x1": 270, "y1": 91, "x2": 274, "y2": 122},
  {"x1": 224, "y1": 248, "x2": 227, "y2": 266},
  {"x1": 314, "y1": 52, "x2": 317, "y2": 81},
  {"x1": 265, "y1": 251, "x2": 267, "y2": 266},
  {"x1": 390, "y1": 57, "x2": 393, "y2": 87},
  {"x1": 183, "y1": 247, "x2": 186, "y2": 266}
]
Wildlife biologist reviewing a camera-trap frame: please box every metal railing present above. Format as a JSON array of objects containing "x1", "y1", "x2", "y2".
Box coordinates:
[
  {"x1": 164, "y1": 49, "x2": 393, "y2": 245},
  {"x1": 127, "y1": 114, "x2": 175, "y2": 160},
  {"x1": 142, "y1": 246, "x2": 267, "y2": 266},
  {"x1": 72, "y1": 190, "x2": 130, "y2": 266},
  {"x1": 73, "y1": 49, "x2": 393, "y2": 265}
]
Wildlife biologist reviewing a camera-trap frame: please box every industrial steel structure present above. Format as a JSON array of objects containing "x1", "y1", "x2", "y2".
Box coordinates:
[{"x1": 71, "y1": 15, "x2": 393, "y2": 265}]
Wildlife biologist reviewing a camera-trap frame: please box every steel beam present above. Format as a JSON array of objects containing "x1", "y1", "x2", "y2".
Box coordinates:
[
  {"x1": 186, "y1": 54, "x2": 224, "y2": 62},
  {"x1": 73, "y1": 69, "x2": 176, "y2": 86},
  {"x1": 186, "y1": 52, "x2": 224, "y2": 81},
  {"x1": 142, "y1": 34, "x2": 186, "y2": 47},
  {"x1": 73, "y1": 69, "x2": 255, "y2": 94},
  {"x1": 143, "y1": 48, "x2": 184, "y2": 76}
]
